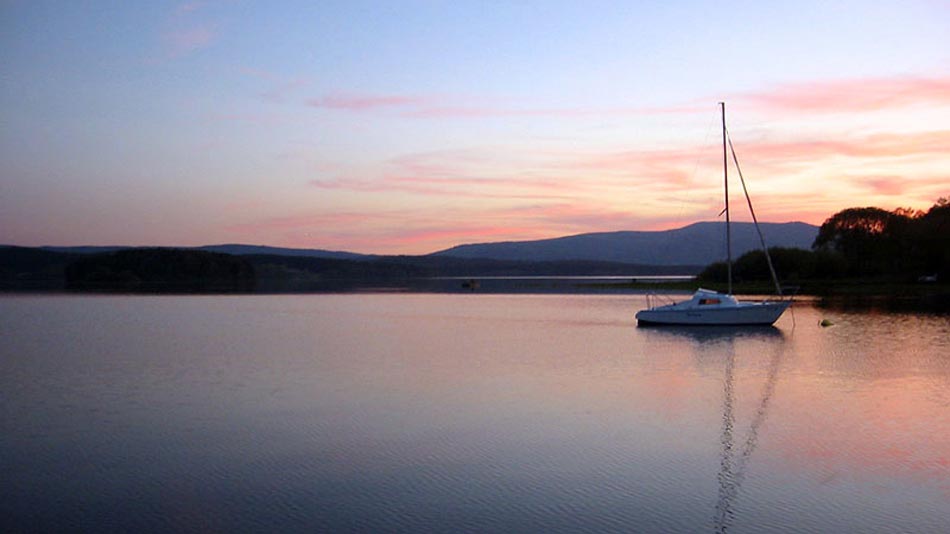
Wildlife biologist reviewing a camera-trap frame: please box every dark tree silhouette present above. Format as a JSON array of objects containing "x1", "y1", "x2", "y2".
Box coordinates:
[
  {"x1": 700, "y1": 197, "x2": 949, "y2": 284},
  {"x1": 812, "y1": 207, "x2": 907, "y2": 276},
  {"x1": 65, "y1": 249, "x2": 256, "y2": 292},
  {"x1": 915, "y1": 197, "x2": 950, "y2": 280}
]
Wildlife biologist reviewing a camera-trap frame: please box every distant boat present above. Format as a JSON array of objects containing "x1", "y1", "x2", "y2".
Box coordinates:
[{"x1": 636, "y1": 103, "x2": 791, "y2": 326}]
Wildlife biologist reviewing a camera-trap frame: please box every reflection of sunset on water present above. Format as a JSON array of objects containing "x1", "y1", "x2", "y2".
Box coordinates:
[
  {"x1": 3, "y1": 294, "x2": 948, "y2": 531},
  {"x1": 342, "y1": 296, "x2": 950, "y2": 508}
]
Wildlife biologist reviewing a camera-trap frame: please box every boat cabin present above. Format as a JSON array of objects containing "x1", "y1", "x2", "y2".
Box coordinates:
[{"x1": 683, "y1": 289, "x2": 739, "y2": 309}]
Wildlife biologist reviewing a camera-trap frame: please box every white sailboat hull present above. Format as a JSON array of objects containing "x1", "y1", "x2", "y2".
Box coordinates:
[{"x1": 636, "y1": 300, "x2": 790, "y2": 326}]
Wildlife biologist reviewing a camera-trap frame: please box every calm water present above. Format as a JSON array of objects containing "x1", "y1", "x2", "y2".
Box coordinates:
[{"x1": 2, "y1": 294, "x2": 948, "y2": 533}]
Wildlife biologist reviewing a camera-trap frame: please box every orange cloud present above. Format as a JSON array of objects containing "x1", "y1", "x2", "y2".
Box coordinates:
[
  {"x1": 286, "y1": 122, "x2": 947, "y2": 252},
  {"x1": 752, "y1": 130, "x2": 950, "y2": 160},
  {"x1": 842, "y1": 174, "x2": 950, "y2": 202},
  {"x1": 223, "y1": 196, "x2": 679, "y2": 254},
  {"x1": 743, "y1": 75, "x2": 950, "y2": 113},
  {"x1": 231, "y1": 78, "x2": 950, "y2": 253},
  {"x1": 860, "y1": 176, "x2": 906, "y2": 196},
  {"x1": 559, "y1": 146, "x2": 715, "y2": 190}
]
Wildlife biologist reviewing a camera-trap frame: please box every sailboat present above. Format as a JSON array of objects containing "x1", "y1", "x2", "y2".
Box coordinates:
[{"x1": 636, "y1": 103, "x2": 791, "y2": 326}]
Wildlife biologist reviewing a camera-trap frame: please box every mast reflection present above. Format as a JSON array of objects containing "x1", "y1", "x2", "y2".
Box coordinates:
[{"x1": 713, "y1": 333, "x2": 786, "y2": 533}]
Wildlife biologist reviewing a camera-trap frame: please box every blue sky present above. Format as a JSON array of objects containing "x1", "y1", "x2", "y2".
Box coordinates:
[{"x1": 2, "y1": 1, "x2": 948, "y2": 253}]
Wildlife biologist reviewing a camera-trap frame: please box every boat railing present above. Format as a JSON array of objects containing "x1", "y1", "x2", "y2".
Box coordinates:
[
  {"x1": 779, "y1": 285, "x2": 800, "y2": 301},
  {"x1": 760, "y1": 285, "x2": 799, "y2": 303},
  {"x1": 645, "y1": 292, "x2": 677, "y2": 309}
]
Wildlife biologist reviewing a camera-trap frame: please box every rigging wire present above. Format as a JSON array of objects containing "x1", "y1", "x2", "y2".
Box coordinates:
[{"x1": 725, "y1": 126, "x2": 783, "y2": 295}]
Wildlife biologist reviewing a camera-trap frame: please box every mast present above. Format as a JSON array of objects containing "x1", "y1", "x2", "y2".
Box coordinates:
[{"x1": 721, "y1": 102, "x2": 732, "y2": 295}]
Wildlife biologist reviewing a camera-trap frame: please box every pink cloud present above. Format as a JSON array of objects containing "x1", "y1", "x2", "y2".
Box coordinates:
[
  {"x1": 162, "y1": 25, "x2": 216, "y2": 57},
  {"x1": 307, "y1": 94, "x2": 428, "y2": 111},
  {"x1": 307, "y1": 75, "x2": 950, "y2": 120},
  {"x1": 564, "y1": 129, "x2": 950, "y2": 185},
  {"x1": 237, "y1": 67, "x2": 309, "y2": 103},
  {"x1": 308, "y1": 176, "x2": 577, "y2": 201},
  {"x1": 402, "y1": 104, "x2": 705, "y2": 119},
  {"x1": 386, "y1": 149, "x2": 582, "y2": 193},
  {"x1": 378, "y1": 224, "x2": 543, "y2": 247},
  {"x1": 389, "y1": 147, "x2": 710, "y2": 194},
  {"x1": 223, "y1": 208, "x2": 549, "y2": 253},
  {"x1": 401, "y1": 106, "x2": 595, "y2": 119},
  {"x1": 862, "y1": 176, "x2": 906, "y2": 196},
  {"x1": 226, "y1": 212, "x2": 389, "y2": 234},
  {"x1": 395, "y1": 175, "x2": 567, "y2": 193},
  {"x1": 259, "y1": 78, "x2": 308, "y2": 103},
  {"x1": 554, "y1": 144, "x2": 719, "y2": 191},
  {"x1": 731, "y1": 130, "x2": 950, "y2": 167},
  {"x1": 307, "y1": 148, "x2": 595, "y2": 201},
  {"x1": 844, "y1": 174, "x2": 950, "y2": 200},
  {"x1": 238, "y1": 66, "x2": 276, "y2": 80},
  {"x1": 158, "y1": 2, "x2": 218, "y2": 59},
  {"x1": 223, "y1": 198, "x2": 668, "y2": 254},
  {"x1": 209, "y1": 112, "x2": 283, "y2": 124},
  {"x1": 175, "y1": 2, "x2": 206, "y2": 15},
  {"x1": 743, "y1": 75, "x2": 950, "y2": 113},
  {"x1": 306, "y1": 91, "x2": 703, "y2": 118},
  {"x1": 497, "y1": 203, "x2": 638, "y2": 230},
  {"x1": 290, "y1": 124, "x2": 947, "y2": 253}
]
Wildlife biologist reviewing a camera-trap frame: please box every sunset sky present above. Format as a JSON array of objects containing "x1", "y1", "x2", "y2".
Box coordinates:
[{"x1": 2, "y1": 1, "x2": 948, "y2": 254}]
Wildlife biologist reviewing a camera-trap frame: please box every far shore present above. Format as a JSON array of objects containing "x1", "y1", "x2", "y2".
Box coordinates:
[{"x1": 4, "y1": 276, "x2": 948, "y2": 299}]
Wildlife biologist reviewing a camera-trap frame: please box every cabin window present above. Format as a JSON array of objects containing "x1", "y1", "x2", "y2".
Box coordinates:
[{"x1": 699, "y1": 298, "x2": 721, "y2": 305}]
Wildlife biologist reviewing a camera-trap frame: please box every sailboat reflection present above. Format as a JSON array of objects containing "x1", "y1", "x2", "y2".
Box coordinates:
[
  {"x1": 638, "y1": 324, "x2": 784, "y2": 344},
  {"x1": 713, "y1": 333, "x2": 785, "y2": 533},
  {"x1": 637, "y1": 325, "x2": 788, "y2": 530}
]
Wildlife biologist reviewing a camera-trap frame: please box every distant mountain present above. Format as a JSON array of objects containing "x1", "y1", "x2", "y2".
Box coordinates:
[
  {"x1": 432, "y1": 222, "x2": 819, "y2": 266},
  {"x1": 11, "y1": 221, "x2": 819, "y2": 271},
  {"x1": 40, "y1": 245, "x2": 130, "y2": 255},
  {"x1": 197, "y1": 244, "x2": 369, "y2": 260}
]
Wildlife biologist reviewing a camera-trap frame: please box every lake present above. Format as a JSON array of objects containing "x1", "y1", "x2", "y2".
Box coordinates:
[{"x1": 2, "y1": 294, "x2": 948, "y2": 533}]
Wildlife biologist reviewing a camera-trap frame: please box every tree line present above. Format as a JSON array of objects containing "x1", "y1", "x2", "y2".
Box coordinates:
[
  {"x1": 699, "y1": 197, "x2": 950, "y2": 284},
  {"x1": 65, "y1": 248, "x2": 256, "y2": 292}
]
